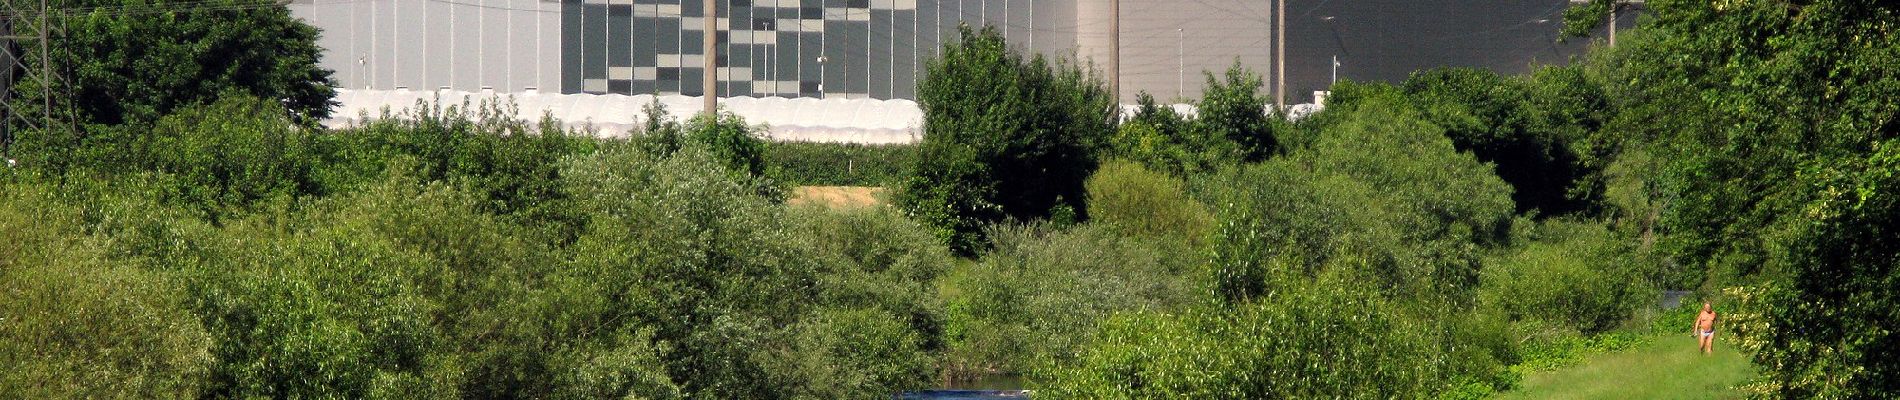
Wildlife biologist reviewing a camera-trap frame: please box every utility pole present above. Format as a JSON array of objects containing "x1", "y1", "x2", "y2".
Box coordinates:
[
  {"x1": 1572, "y1": 0, "x2": 1643, "y2": 47},
  {"x1": 1330, "y1": 55, "x2": 1338, "y2": 85},
  {"x1": 1274, "y1": 0, "x2": 1286, "y2": 110},
  {"x1": 703, "y1": 0, "x2": 717, "y2": 115},
  {"x1": 1108, "y1": 0, "x2": 1119, "y2": 105}
]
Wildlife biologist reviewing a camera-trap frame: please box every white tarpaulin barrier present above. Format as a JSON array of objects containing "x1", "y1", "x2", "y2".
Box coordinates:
[
  {"x1": 325, "y1": 89, "x2": 924, "y2": 145},
  {"x1": 325, "y1": 89, "x2": 1321, "y2": 145}
]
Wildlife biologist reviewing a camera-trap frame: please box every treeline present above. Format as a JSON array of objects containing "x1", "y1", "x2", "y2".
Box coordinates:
[{"x1": 2, "y1": 1, "x2": 1897, "y2": 397}]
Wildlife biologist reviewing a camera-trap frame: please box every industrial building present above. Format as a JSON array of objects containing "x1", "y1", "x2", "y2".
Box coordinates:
[{"x1": 289, "y1": 0, "x2": 1606, "y2": 104}]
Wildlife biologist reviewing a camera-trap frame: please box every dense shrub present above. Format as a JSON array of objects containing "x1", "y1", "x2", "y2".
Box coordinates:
[
  {"x1": 1195, "y1": 62, "x2": 1282, "y2": 161},
  {"x1": 763, "y1": 307, "x2": 935, "y2": 398},
  {"x1": 563, "y1": 143, "x2": 940, "y2": 397},
  {"x1": 1107, "y1": 93, "x2": 1235, "y2": 176},
  {"x1": 1571, "y1": 0, "x2": 1900, "y2": 396},
  {"x1": 145, "y1": 95, "x2": 320, "y2": 222},
  {"x1": 1746, "y1": 140, "x2": 1900, "y2": 397},
  {"x1": 769, "y1": 142, "x2": 917, "y2": 186},
  {"x1": 318, "y1": 98, "x2": 597, "y2": 240},
  {"x1": 1045, "y1": 81, "x2": 1522, "y2": 398},
  {"x1": 1083, "y1": 160, "x2": 1212, "y2": 244},
  {"x1": 900, "y1": 25, "x2": 1116, "y2": 254},
  {"x1": 3, "y1": 95, "x2": 324, "y2": 223},
  {"x1": 1481, "y1": 219, "x2": 1656, "y2": 334},
  {"x1": 628, "y1": 101, "x2": 784, "y2": 201},
  {"x1": 1038, "y1": 281, "x2": 1444, "y2": 398},
  {"x1": 6, "y1": 0, "x2": 334, "y2": 172},
  {"x1": 942, "y1": 224, "x2": 1198, "y2": 379},
  {"x1": 0, "y1": 186, "x2": 213, "y2": 398},
  {"x1": 1208, "y1": 82, "x2": 1513, "y2": 304},
  {"x1": 1398, "y1": 68, "x2": 1588, "y2": 218},
  {"x1": 789, "y1": 206, "x2": 951, "y2": 345}
]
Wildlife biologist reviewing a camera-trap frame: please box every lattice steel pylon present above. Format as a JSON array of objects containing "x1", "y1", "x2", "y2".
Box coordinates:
[{"x1": 0, "y1": 0, "x2": 70, "y2": 164}]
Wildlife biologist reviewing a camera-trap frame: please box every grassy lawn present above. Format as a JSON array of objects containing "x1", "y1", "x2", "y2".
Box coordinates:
[{"x1": 1496, "y1": 334, "x2": 1757, "y2": 400}]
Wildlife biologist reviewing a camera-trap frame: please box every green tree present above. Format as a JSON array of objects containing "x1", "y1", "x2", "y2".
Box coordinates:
[
  {"x1": 1211, "y1": 82, "x2": 1513, "y2": 304},
  {"x1": 1401, "y1": 67, "x2": 1594, "y2": 216},
  {"x1": 900, "y1": 25, "x2": 1116, "y2": 254},
  {"x1": 145, "y1": 95, "x2": 318, "y2": 223},
  {"x1": 1195, "y1": 61, "x2": 1280, "y2": 161},
  {"x1": 8, "y1": 0, "x2": 334, "y2": 171},
  {"x1": 1568, "y1": 0, "x2": 1900, "y2": 396},
  {"x1": 1107, "y1": 92, "x2": 1235, "y2": 176}
]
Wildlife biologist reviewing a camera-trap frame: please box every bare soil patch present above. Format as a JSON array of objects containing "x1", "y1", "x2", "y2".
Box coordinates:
[{"x1": 789, "y1": 186, "x2": 887, "y2": 208}]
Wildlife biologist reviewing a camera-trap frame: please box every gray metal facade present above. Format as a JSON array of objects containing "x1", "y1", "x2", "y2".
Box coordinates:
[
  {"x1": 294, "y1": 1, "x2": 1600, "y2": 103},
  {"x1": 561, "y1": 0, "x2": 1071, "y2": 99}
]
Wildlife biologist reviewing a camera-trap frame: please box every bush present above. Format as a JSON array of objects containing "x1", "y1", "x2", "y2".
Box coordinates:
[
  {"x1": 900, "y1": 25, "x2": 1116, "y2": 254},
  {"x1": 317, "y1": 98, "x2": 597, "y2": 240},
  {"x1": 769, "y1": 142, "x2": 917, "y2": 186},
  {"x1": 1206, "y1": 83, "x2": 1513, "y2": 304},
  {"x1": 1481, "y1": 220, "x2": 1656, "y2": 334},
  {"x1": 564, "y1": 142, "x2": 940, "y2": 398},
  {"x1": 1747, "y1": 140, "x2": 1900, "y2": 397},
  {"x1": 762, "y1": 307, "x2": 935, "y2": 398},
  {"x1": 1107, "y1": 93, "x2": 1235, "y2": 176},
  {"x1": 1037, "y1": 282, "x2": 1442, "y2": 398},
  {"x1": 15, "y1": 95, "x2": 325, "y2": 223},
  {"x1": 629, "y1": 102, "x2": 784, "y2": 201},
  {"x1": 0, "y1": 185, "x2": 213, "y2": 398},
  {"x1": 942, "y1": 224, "x2": 1198, "y2": 379},
  {"x1": 1083, "y1": 160, "x2": 1213, "y2": 244},
  {"x1": 1195, "y1": 62, "x2": 1281, "y2": 161},
  {"x1": 790, "y1": 206, "x2": 951, "y2": 346},
  {"x1": 1401, "y1": 67, "x2": 1597, "y2": 216}
]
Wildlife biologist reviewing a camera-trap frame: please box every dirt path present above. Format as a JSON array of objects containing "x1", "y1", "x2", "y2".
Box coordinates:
[{"x1": 788, "y1": 186, "x2": 887, "y2": 208}]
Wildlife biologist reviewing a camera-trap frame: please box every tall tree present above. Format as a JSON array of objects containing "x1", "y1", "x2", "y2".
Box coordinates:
[
  {"x1": 899, "y1": 25, "x2": 1116, "y2": 255},
  {"x1": 8, "y1": 0, "x2": 335, "y2": 170},
  {"x1": 1584, "y1": 1, "x2": 1900, "y2": 396},
  {"x1": 1196, "y1": 62, "x2": 1279, "y2": 161},
  {"x1": 1402, "y1": 67, "x2": 1597, "y2": 216}
]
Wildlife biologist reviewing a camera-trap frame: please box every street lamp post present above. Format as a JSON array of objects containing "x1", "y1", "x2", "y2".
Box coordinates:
[{"x1": 1331, "y1": 54, "x2": 1339, "y2": 85}]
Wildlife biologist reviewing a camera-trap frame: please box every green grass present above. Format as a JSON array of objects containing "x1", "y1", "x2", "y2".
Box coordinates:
[{"x1": 1495, "y1": 334, "x2": 1757, "y2": 400}]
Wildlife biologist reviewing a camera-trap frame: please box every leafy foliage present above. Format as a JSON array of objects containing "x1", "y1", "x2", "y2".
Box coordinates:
[
  {"x1": 900, "y1": 25, "x2": 1116, "y2": 254},
  {"x1": 1106, "y1": 92, "x2": 1236, "y2": 176},
  {"x1": 1481, "y1": 220, "x2": 1656, "y2": 334},
  {"x1": 8, "y1": 0, "x2": 334, "y2": 171},
  {"x1": 1083, "y1": 159, "x2": 1213, "y2": 244},
  {"x1": 146, "y1": 96, "x2": 323, "y2": 221},
  {"x1": 1553, "y1": 0, "x2": 1900, "y2": 396},
  {"x1": 1401, "y1": 67, "x2": 1601, "y2": 216},
  {"x1": 0, "y1": 186, "x2": 212, "y2": 398},
  {"x1": 321, "y1": 98, "x2": 597, "y2": 241},
  {"x1": 1195, "y1": 62, "x2": 1282, "y2": 161},
  {"x1": 943, "y1": 224, "x2": 1198, "y2": 380},
  {"x1": 1038, "y1": 282, "x2": 1464, "y2": 398},
  {"x1": 628, "y1": 101, "x2": 784, "y2": 201},
  {"x1": 769, "y1": 142, "x2": 917, "y2": 186},
  {"x1": 1209, "y1": 82, "x2": 1513, "y2": 304}
]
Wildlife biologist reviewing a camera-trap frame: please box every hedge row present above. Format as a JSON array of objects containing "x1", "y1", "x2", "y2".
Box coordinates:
[{"x1": 769, "y1": 142, "x2": 916, "y2": 187}]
